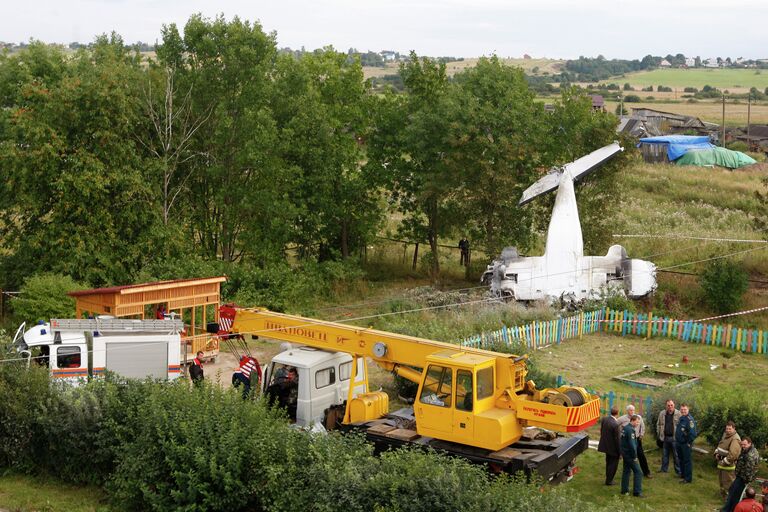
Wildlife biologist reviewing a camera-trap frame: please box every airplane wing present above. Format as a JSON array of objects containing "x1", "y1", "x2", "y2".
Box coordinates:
[{"x1": 518, "y1": 142, "x2": 623, "y2": 205}]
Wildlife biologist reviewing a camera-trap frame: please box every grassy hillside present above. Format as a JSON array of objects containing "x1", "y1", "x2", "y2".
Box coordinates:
[
  {"x1": 621, "y1": 68, "x2": 768, "y2": 92},
  {"x1": 363, "y1": 57, "x2": 565, "y2": 79},
  {"x1": 613, "y1": 159, "x2": 768, "y2": 325}
]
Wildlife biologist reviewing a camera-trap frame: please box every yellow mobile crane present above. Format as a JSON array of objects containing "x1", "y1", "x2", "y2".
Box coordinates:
[{"x1": 226, "y1": 307, "x2": 600, "y2": 480}]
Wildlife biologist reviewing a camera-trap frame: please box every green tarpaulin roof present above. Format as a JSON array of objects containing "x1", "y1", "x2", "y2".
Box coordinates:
[{"x1": 675, "y1": 147, "x2": 756, "y2": 169}]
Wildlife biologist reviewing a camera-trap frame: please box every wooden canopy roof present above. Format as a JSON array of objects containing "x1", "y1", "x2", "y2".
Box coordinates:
[{"x1": 69, "y1": 277, "x2": 226, "y2": 319}]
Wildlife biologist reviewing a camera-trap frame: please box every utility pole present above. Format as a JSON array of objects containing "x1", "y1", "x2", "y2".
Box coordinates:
[
  {"x1": 721, "y1": 93, "x2": 726, "y2": 147},
  {"x1": 747, "y1": 92, "x2": 752, "y2": 145}
]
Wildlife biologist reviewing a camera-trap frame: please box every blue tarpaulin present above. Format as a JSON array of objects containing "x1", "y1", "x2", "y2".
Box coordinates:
[{"x1": 638, "y1": 135, "x2": 715, "y2": 161}]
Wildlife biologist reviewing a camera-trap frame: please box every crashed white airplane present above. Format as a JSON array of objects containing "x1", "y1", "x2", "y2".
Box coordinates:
[{"x1": 482, "y1": 142, "x2": 657, "y2": 301}]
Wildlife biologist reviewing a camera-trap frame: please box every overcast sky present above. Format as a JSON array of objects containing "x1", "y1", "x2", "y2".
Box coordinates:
[{"x1": 3, "y1": 0, "x2": 767, "y2": 60}]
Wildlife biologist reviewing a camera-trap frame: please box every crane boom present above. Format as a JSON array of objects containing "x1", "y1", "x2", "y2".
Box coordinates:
[{"x1": 228, "y1": 307, "x2": 600, "y2": 452}]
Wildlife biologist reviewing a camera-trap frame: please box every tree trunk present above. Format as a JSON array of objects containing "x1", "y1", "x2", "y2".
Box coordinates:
[{"x1": 340, "y1": 220, "x2": 349, "y2": 260}]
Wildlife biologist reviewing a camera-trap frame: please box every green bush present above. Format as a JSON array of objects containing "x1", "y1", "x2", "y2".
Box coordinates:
[
  {"x1": 696, "y1": 388, "x2": 768, "y2": 449},
  {"x1": 699, "y1": 259, "x2": 749, "y2": 314},
  {"x1": 11, "y1": 273, "x2": 85, "y2": 323},
  {"x1": 727, "y1": 140, "x2": 749, "y2": 152},
  {"x1": 624, "y1": 94, "x2": 641, "y2": 103}
]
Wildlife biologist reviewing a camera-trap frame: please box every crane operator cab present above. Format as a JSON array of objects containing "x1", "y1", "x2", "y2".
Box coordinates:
[
  {"x1": 264, "y1": 364, "x2": 300, "y2": 421},
  {"x1": 414, "y1": 350, "x2": 519, "y2": 449}
]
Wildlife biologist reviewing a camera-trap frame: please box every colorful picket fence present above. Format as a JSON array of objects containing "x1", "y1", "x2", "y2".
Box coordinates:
[
  {"x1": 461, "y1": 307, "x2": 768, "y2": 356},
  {"x1": 460, "y1": 310, "x2": 603, "y2": 349}
]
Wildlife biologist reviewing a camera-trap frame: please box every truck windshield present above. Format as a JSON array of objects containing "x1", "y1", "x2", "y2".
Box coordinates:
[{"x1": 419, "y1": 365, "x2": 453, "y2": 408}]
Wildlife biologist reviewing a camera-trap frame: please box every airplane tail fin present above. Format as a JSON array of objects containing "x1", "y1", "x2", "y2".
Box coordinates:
[{"x1": 519, "y1": 142, "x2": 623, "y2": 205}]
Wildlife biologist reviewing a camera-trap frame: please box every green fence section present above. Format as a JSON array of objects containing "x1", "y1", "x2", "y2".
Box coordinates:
[{"x1": 462, "y1": 307, "x2": 768, "y2": 356}]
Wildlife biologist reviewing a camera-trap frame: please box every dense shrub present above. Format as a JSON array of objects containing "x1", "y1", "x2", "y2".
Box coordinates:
[
  {"x1": 696, "y1": 388, "x2": 768, "y2": 449},
  {"x1": 699, "y1": 259, "x2": 749, "y2": 314},
  {"x1": 11, "y1": 273, "x2": 85, "y2": 323},
  {"x1": 646, "y1": 386, "x2": 768, "y2": 450},
  {"x1": 0, "y1": 364, "x2": 641, "y2": 512},
  {"x1": 624, "y1": 94, "x2": 641, "y2": 103}
]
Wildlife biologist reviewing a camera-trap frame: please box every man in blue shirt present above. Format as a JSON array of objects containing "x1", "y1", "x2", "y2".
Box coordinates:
[
  {"x1": 620, "y1": 414, "x2": 644, "y2": 498},
  {"x1": 675, "y1": 403, "x2": 698, "y2": 483}
]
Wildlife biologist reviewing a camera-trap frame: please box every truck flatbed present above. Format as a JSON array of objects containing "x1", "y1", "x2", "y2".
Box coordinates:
[{"x1": 346, "y1": 408, "x2": 589, "y2": 482}]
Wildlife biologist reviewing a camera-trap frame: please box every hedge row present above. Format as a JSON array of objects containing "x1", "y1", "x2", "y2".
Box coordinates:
[{"x1": 0, "y1": 364, "x2": 636, "y2": 512}]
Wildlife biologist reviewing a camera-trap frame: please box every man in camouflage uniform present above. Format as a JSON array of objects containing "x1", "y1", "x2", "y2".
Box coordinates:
[{"x1": 722, "y1": 437, "x2": 761, "y2": 512}]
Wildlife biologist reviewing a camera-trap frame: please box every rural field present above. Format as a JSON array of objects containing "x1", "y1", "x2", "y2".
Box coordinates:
[
  {"x1": 607, "y1": 99, "x2": 768, "y2": 125},
  {"x1": 362, "y1": 56, "x2": 565, "y2": 79},
  {"x1": 621, "y1": 68, "x2": 768, "y2": 92}
]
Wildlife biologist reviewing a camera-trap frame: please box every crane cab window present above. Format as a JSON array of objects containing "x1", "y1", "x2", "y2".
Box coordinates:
[
  {"x1": 456, "y1": 370, "x2": 473, "y2": 412},
  {"x1": 315, "y1": 366, "x2": 336, "y2": 389},
  {"x1": 339, "y1": 361, "x2": 351, "y2": 381},
  {"x1": 419, "y1": 365, "x2": 452, "y2": 408},
  {"x1": 476, "y1": 367, "x2": 493, "y2": 400},
  {"x1": 56, "y1": 346, "x2": 82, "y2": 368}
]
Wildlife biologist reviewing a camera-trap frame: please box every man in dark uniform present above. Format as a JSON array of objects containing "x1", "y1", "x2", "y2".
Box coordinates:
[
  {"x1": 621, "y1": 414, "x2": 644, "y2": 498},
  {"x1": 458, "y1": 238, "x2": 470, "y2": 267},
  {"x1": 598, "y1": 406, "x2": 621, "y2": 486},
  {"x1": 675, "y1": 403, "x2": 698, "y2": 484}
]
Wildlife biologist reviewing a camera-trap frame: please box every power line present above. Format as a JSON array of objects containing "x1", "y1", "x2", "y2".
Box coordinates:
[{"x1": 614, "y1": 234, "x2": 768, "y2": 244}]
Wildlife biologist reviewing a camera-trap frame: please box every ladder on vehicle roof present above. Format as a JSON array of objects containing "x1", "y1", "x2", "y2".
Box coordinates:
[{"x1": 49, "y1": 318, "x2": 184, "y2": 333}]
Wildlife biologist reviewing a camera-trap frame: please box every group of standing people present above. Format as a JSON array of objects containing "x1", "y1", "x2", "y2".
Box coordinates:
[
  {"x1": 598, "y1": 404, "x2": 656, "y2": 498},
  {"x1": 598, "y1": 399, "x2": 763, "y2": 510}
]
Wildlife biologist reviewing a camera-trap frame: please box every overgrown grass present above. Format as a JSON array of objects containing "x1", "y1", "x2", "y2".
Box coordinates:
[{"x1": 0, "y1": 473, "x2": 107, "y2": 512}]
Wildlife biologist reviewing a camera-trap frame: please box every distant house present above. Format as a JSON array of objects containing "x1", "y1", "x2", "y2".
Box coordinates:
[
  {"x1": 617, "y1": 107, "x2": 716, "y2": 144},
  {"x1": 703, "y1": 58, "x2": 719, "y2": 68},
  {"x1": 684, "y1": 57, "x2": 695, "y2": 67},
  {"x1": 590, "y1": 94, "x2": 606, "y2": 112},
  {"x1": 380, "y1": 51, "x2": 397, "y2": 62},
  {"x1": 660, "y1": 59, "x2": 672, "y2": 67}
]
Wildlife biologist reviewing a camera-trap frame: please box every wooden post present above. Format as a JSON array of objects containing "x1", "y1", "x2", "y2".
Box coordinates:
[
  {"x1": 748, "y1": 93, "x2": 752, "y2": 144},
  {"x1": 412, "y1": 243, "x2": 419, "y2": 270},
  {"x1": 646, "y1": 312, "x2": 652, "y2": 340},
  {"x1": 721, "y1": 93, "x2": 726, "y2": 147}
]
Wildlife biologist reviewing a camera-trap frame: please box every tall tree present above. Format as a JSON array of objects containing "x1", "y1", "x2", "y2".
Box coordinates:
[
  {"x1": 0, "y1": 35, "x2": 157, "y2": 287},
  {"x1": 157, "y1": 15, "x2": 290, "y2": 263},
  {"x1": 450, "y1": 56, "x2": 548, "y2": 256},
  {"x1": 366, "y1": 53, "x2": 460, "y2": 275},
  {"x1": 271, "y1": 48, "x2": 379, "y2": 260},
  {"x1": 138, "y1": 65, "x2": 212, "y2": 227}
]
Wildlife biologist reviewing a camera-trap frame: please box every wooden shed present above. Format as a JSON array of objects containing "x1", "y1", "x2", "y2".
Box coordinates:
[{"x1": 68, "y1": 277, "x2": 226, "y2": 361}]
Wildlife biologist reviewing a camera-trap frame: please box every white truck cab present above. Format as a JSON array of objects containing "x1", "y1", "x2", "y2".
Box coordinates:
[
  {"x1": 262, "y1": 346, "x2": 366, "y2": 428},
  {"x1": 11, "y1": 318, "x2": 183, "y2": 385}
]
